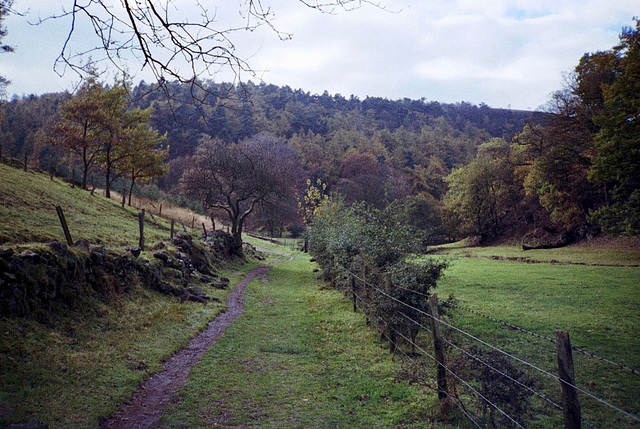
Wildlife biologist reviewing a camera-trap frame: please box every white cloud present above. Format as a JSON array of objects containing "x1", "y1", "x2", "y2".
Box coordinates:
[{"x1": 0, "y1": 0, "x2": 637, "y2": 109}]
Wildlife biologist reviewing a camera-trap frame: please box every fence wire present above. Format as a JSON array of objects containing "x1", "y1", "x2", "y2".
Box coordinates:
[
  {"x1": 346, "y1": 268, "x2": 640, "y2": 426},
  {"x1": 441, "y1": 300, "x2": 640, "y2": 376}
]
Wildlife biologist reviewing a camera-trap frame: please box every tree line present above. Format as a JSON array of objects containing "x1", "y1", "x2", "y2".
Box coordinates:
[{"x1": 1, "y1": 20, "x2": 637, "y2": 243}]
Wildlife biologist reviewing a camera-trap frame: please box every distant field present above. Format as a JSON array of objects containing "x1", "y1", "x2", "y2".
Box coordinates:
[
  {"x1": 428, "y1": 246, "x2": 640, "y2": 427},
  {"x1": 430, "y1": 239, "x2": 640, "y2": 266}
]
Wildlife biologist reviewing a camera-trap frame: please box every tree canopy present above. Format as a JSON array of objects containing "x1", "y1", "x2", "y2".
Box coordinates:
[{"x1": 180, "y1": 134, "x2": 299, "y2": 253}]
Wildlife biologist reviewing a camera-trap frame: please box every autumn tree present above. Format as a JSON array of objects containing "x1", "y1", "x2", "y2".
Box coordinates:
[
  {"x1": 118, "y1": 120, "x2": 168, "y2": 206},
  {"x1": 51, "y1": 78, "x2": 167, "y2": 195},
  {"x1": 181, "y1": 134, "x2": 299, "y2": 254},
  {"x1": 444, "y1": 139, "x2": 518, "y2": 238},
  {"x1": 50, "y1": 78, "x2": 104, "y2": 188}
]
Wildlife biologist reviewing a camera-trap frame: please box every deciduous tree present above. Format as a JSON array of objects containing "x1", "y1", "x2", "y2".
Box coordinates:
[
  {"x1": 181, "y1": 134, "x2": 299, "y2": 254},
  {"x1": 590, "y1": 20, "x2": 640, "y2": 234}
]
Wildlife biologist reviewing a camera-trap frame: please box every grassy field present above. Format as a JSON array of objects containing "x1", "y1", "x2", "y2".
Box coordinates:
[
  {"x1": 0, "y1": 162, "x2": 264, "y2": 427},
  {"x1": 161, "y1": 250, "x2": 446, "y2": 428},
  {"x1": 428, "y1": 245, "x2": 640, "y2": 427}
]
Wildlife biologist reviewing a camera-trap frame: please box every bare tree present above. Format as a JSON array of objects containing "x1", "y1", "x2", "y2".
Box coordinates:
[
  {"x1": 40, "y1": 1, "x2": 381, "y2": 101},
  {"x1": 181, "y1": 134, "x2": 299, "y2": 254}
]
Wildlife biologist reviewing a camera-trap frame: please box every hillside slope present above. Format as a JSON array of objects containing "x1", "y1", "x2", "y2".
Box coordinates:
[{"x1": 0, "y1": 160, "x2": 263, "y2": 427}]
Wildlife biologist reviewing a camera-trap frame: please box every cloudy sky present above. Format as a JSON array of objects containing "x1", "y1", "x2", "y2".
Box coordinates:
[{"x1": 0, "y1": 0, "x2": 637, "y2": 110}]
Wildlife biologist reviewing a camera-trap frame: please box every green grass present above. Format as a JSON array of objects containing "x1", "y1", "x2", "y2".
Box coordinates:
[
  {"x1": 0, "y1": 258, "x2": 264, "y2": 427},
  {"x1": 432, "y1": 255, "x2": 640, "y2": 427},
  {"x1": 0, "y1": 162, "x2": 172, "y2": 247},
  {"x1": 162, "y1": 250, "x2": 446, "y2": 428},
  {"x1": 430, "y1": 242, "x2": 640, "y2": 266}
]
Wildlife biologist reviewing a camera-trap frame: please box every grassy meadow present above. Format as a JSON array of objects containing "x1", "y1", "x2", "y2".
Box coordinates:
[{"x1": 428, "y1": 244, "x2": 640, "y2": 427}]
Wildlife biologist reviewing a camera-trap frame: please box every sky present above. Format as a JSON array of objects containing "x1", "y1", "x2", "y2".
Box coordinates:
[{"x1": 0, "y1": 0, "x2": 637, "y2": 110}]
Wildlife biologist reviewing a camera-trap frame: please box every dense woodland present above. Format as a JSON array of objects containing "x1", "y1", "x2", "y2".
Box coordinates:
[{"x1": 1, "y1": 20, "x2": 638, "y2": 244}]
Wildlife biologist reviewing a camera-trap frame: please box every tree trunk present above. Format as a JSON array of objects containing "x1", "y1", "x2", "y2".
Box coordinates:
[
  {"x1": 105, "y1": 163, "x2": 112, "y2": 198},
  {"x1": 232, "y1": 225, "x2": 243, "y2": 255},
  {"x1": 128, "y1": 176, "x2": 135, "y2": 206}
]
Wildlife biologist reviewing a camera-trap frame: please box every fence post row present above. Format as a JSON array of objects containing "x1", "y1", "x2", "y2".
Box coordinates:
[
  {"x1": 556, "y1": 330, "x2": 582, "y2": 429},
  {"x1": 428, "y1": 294, "x2": 450, "y2": 410}
]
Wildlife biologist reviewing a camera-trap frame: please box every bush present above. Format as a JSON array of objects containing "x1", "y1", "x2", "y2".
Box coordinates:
[{"x1": 308, "y1": 198, "x2": 447, "y2": 351}]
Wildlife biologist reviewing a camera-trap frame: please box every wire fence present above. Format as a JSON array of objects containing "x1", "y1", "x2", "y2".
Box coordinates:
[{"x1": 342, "y1": 267, "x2": 640, "y2": 428}]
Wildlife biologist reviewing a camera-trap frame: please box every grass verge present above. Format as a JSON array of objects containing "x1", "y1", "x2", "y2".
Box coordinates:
[
  {"x1": 161, "y1": 250, "x2": 445, "y2": 428},
  {"x1": 0, "y1": 256, "x2": 266, "y2": 428}
]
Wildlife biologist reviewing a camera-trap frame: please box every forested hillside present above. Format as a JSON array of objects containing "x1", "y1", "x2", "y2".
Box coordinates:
[
  {"x1": 0, "y1": 81, "x2": 541, "y2": 233},
  {"x1": 1, "y1": 20, "x2": 637, "y2": 244}
]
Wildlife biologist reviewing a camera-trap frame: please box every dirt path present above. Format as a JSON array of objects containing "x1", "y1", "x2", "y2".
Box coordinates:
[{"x1": 100, "y1": 264, "x2": 272, "y2": 429}]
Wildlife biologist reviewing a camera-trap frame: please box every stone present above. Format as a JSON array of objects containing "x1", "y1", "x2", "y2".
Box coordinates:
[
  {"x1": 152, "y1": 242, "x2": 166, "y2": 250},
  {"x1": 129, "y1": 247, "x2": 142, "y2": 258},
  {"x1": 153, "y1": 251, "x2": 170, "y2": 263},
  {"x1": 47, "y1": 241, "x2": 68, "y2": 256},
  {"x1": 19, "y1": 250, "x2": 40, "y2": 263},
  {"x1": 212, "y1": 280, "x2": 229, "y2": 289},
  {"x1": 73, "y1": 239, "x2": 90, "y2": 249},
  {"x1": 0, "y1": 248, "x2": 14, "y2": 258}
]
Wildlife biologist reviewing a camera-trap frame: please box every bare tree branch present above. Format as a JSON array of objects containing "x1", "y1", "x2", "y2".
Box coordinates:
[{"x1": 33, "y1": 0, "x2": 385, "y2": 103}]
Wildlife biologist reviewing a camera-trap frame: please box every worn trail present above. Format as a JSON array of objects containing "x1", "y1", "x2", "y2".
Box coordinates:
[{"x1": 101, "y1": 264, "x2": 271, "y2": 429}]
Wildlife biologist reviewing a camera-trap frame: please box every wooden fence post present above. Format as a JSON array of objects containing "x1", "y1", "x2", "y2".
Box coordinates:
[
  {"x1": 385, "y1": 274, "x2": 397, "y2": 353},
  {"x1": 159, "y1": 203, "x2": 162, "y2": 217},
  {"x1": 202, "y1": 223, "x2": 208, "y2": 239},
  {"x1": 170, "y1": 219, "x2": 175, "y2": 240},
  {"x1": 429, "y1": 294, "x2": 450, "y2": 409},
  {"x1": 55, "y1": 205, "x2": 73, "y2": 246},
  {"x1": 191, "y1": 216, "x2": 195, "y2": 229},
  {"x1": 556, "y1": 330, "x2": 581, "y2": 429},
  {"x1": 351, "y1": 275, "x2": 357, "y2": 312},
  {"x1": 138, "y1": 209, "x2": 145, "y2": 250}
]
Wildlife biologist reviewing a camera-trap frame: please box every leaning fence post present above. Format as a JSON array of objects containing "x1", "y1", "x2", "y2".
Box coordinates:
[
  {"x1": 55, "y1": 205, "x2": 73, "y2": 246},
  {"x1": 556, "y1": 330, "x2": 581, "y2": 429},
  {"x1": 202, "y1": 223, "x2": 208, "y2": 239},
  {"x1": 429, "y1": 294, "x2": 450, "y2": 410},
  {"x1": 138, "y1": 209, "x2": 145, "y2": 250},
  {"x1": 170, "y1": 219, "x2": 175, "y2": 240}
]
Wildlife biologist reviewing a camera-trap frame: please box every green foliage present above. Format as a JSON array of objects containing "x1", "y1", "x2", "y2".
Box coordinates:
[
  {"x1": 403, "y1": 193, "x2": 445, "y2": 244},
  {"x1": 589, "y1": 20, "x2": 640, "y2": 235},
  {"x1": 308, "y1": 197, "x2": 447, "y2": 351},
  {"x1": 443, "y1": 139, "x2": 518, "y2": 238}
]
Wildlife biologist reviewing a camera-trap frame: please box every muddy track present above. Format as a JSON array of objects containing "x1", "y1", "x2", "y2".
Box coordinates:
[{"x1": 100, "y1": 264, "x2": 272, "y2": 429}]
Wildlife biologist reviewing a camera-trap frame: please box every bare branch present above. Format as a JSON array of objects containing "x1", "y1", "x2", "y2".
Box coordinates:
[{"x1": 35, "y1": 0, "x2": 386, "y2": 104}]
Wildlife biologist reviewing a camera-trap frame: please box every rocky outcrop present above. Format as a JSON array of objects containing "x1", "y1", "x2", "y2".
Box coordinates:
[
  {"x1": 0, "y1": 231, "x2": 243, "y2": 318},
  {"x1": 521, "y1": 227, "x2": 573, "y2": 250}
]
